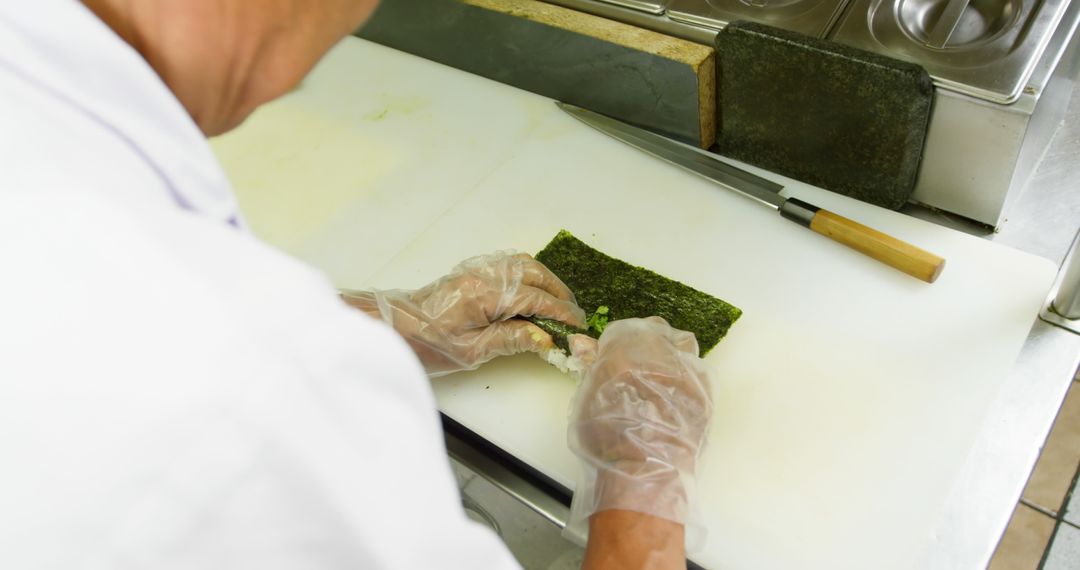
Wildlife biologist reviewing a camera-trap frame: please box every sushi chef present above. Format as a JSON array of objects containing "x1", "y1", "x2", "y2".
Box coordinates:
[{"x1": 0, "y1": 1, "x2": 714, "y2": 569}]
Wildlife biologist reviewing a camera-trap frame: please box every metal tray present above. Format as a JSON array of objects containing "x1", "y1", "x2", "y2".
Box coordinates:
[
  {"x1": 667, "y1": 0, "x2": 851, "y2": 37},
  {"x1": 830, "y1": 0, "x2": 1075, "y2": 103}
]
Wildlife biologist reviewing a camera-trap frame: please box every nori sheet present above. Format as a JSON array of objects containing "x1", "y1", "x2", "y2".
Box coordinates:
[
  {"x1": 528, "y1": 230, "x2": 742, "y2": 356},
  {"x1": 529, "y1": 317, "x2": 590, "y2": 353}
]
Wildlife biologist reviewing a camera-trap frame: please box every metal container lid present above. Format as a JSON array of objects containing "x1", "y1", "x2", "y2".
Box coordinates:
[
  {"x1": 592, "y1": 0, "x2": 668, "y2": 14},
  {"x1": 830, "y1": 0, "x2": 1075, "y2": 104}
]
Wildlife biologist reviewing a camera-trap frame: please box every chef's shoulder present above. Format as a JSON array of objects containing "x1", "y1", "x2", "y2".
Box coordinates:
[{"x1": 0, "y1": 181, "x2": 428, "y2": 410}]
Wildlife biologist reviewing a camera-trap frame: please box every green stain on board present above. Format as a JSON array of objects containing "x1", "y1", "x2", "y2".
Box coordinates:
[{"x1": 366, "y1": 109, "x2": 390, "y2": 121}]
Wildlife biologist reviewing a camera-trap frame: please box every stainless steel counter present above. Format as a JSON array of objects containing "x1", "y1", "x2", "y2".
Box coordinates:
[
  {"x1": 913, "y1": 62, "x2": 1080, "y2": 570},
  {"x1": 546, "y1": 0, "x2": 1080, "y2": 229}
]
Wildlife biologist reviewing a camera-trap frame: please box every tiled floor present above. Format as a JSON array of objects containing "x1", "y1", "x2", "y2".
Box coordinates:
[{"x1": 989, "y1": 372, "x2": 1080, "y2": 570}]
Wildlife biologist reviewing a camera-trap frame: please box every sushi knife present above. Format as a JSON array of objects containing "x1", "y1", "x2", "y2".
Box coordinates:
[{"x1": 556, "y1": 102, "x2": 946, "y2": 283}]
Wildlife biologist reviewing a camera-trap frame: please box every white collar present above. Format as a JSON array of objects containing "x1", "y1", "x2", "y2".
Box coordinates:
[{"x1": 0, "y1": 0, "x2": 242, "y2": 227}]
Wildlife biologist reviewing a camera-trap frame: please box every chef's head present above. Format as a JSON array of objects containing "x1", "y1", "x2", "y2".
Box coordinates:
[{"x1": 83, "y1": 0, "x2": 381, "y2": 136}]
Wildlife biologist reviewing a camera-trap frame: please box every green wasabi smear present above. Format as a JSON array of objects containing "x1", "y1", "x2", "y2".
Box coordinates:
[{"x1": 586, "y1": 305, "x2": 610, "y2": 335}]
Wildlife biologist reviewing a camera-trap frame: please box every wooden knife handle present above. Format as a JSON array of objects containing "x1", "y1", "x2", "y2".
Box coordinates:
[{"x1": 781, "y1": 198, "x2": 946, "y2": 283}]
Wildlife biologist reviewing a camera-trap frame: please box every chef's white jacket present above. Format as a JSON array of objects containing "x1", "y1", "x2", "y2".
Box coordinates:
[{"x1": 0, "y1": 1, "x2": 522, "y2": 568}]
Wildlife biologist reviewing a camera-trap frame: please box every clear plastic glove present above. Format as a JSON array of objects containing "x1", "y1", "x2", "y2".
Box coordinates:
[
  {"x1": 565, "y1": 317, "x2": 714, "y2": 549},
  {"x1": 342, "y1": 252, "x2": 586, "y2": 377}
]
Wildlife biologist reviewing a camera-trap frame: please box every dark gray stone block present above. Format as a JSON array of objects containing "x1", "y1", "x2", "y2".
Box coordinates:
[{"x1": 716, "y1": 21, "x2": 933, "y2": 210}]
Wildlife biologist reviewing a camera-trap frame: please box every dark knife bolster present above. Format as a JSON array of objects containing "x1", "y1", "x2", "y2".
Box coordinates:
[{"x1": 779, "y1": 198, "x2": 821, "y2": 228}]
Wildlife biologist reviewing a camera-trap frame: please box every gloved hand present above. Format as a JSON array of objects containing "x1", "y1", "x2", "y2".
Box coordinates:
[
  {"x1": 342, "y1": 252, "x2": 586, "y2": 377},
  {"x1": 565, "y1": 317, "x2": 714, "y2": 547}
]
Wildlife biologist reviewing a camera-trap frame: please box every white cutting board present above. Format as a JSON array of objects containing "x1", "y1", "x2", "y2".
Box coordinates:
[{"x1": 211, "y1": 38, "x2": 1058, "y2": 570}]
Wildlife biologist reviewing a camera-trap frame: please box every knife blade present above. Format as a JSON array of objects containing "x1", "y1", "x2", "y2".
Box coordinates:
[{"x1": 556, "y1": 102, "x2": 946, "y2": 283}]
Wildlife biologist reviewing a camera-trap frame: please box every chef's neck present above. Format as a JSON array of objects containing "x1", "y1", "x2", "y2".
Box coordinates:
[{"x1": 81, "y1": 0, "x2": 379, "y2": 136}]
